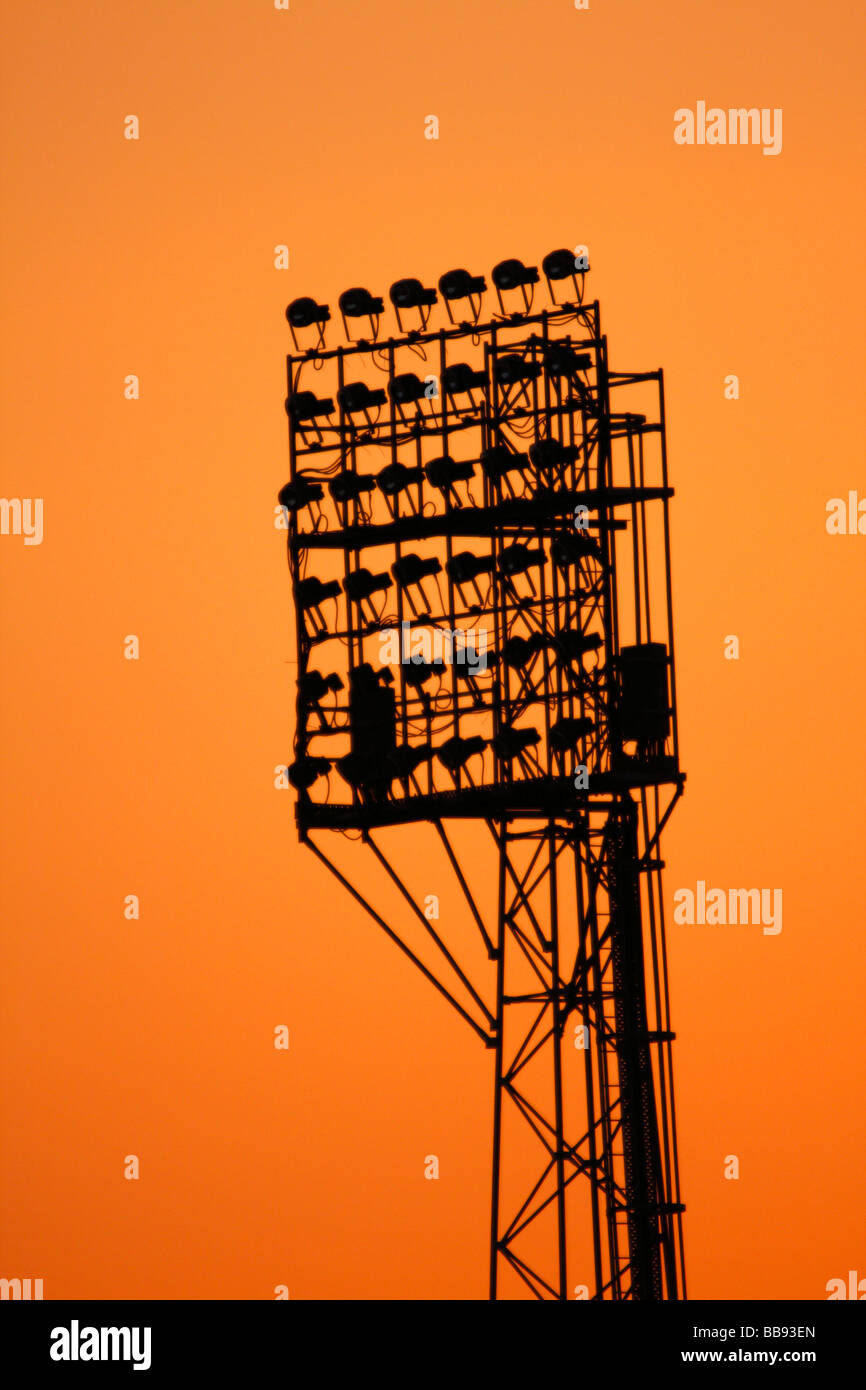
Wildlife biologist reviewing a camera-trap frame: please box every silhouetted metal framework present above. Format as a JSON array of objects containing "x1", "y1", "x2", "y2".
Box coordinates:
[{"x1": 280, "y1": 258, "x2": 687, "y2": 1299}]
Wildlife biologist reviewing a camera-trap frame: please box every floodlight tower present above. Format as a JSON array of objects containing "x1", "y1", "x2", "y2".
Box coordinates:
[{"x1": 280, "y1": 251, "x2": 687, "y2": 1300}]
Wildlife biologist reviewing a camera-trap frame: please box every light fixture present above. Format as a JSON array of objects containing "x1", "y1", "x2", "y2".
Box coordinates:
[
  {"x1": 391, "y1": 553, "x2": 442, "y2": 616},
  {"x1": 552, "y1": 531, "x2": 601, "y2": 569},
  {"x1": 446, "y1": 549, "x2": 495, "y2": 604},
  {"x1": 436, "y1": 734, "x2": 486, "y2": 773},
  {"x1": 387, "y1": 372, "x2": 431, "y2": 422},
  {"x1": 542, "y1": 247, "x2": 589, "y2": 306},
  {"x1": 338, "y1": 381, "x2": 387, "y2": 416},
  {"x1": 287, "y1": 755, "x2": 331, "y2": 791},
  {"x1": 376, "y1": 461, "x2": 425, "y2": 502},
  {"x1": 277, "y1": 475, "x2": 324, "y2": 515},
  {"x1": 552, "y1": 629, "x2": 603, "y2": 664},
  {"x1": 438, "y1": 268, "x2": 486, "y2": 324},
  {"x1": 544, "y1": 344, "x2": 593, "y2": 378},
  {"x1": 285, "y1": 297, "x2": 330, "y2": 351},
  {"x1": 491, "y1": 257, "x2": 539, "y2": 314},
  {"x1": 498, "y1": 542, "x2": 546, "y2": 578},
  {"x1": 498, "y1": 543, "x2": 546, "y2": 600},
  {"x1": 336, "y1": 750, "x2": 392, "y2": 797},
  {"x1": 286, "y1": 390, "x2": 333, "y2": 422},
  {"x1": 296, "y1": 576, "x2": 341, "y2": 634},
  {"x1": 299, "y1": 671, "x2": 344, "y2": 727},
  {"x1": 480, "y1": 445, "x2": 530, "y2": 498},
  {"x1": 491, "y1": 726, "x2": 540, "y2": 759},
  {"x1": 339, "y1": 286, "x2": 385, "y2": 342},
  {"x1": 424, "y1": 454, "x2": 475, "y2": 504},
  {"x1": 451, "y1": 649, "x2": 496, "y2": 681},
  {"x1": 503, "y1": 632, "x2": 546, "y2": 669},
  {"x1": 389, "y1": 277, "x2": 438, "y2": 332},
  {"x1": 392, "y1": 553, "x2": 442, "y2": 584},
  {"x1": 494, "y1": 353, "x2": 542, "y2": 392},
  {"x1": 285, "y1": 389, "x2": 334, "y2": 446},
  {"x1": 297, "y1": 576, "x2": 341, "y2": 608},
  {"x1": 388, "y1": 743, "x2": 431, "y2": 779},
  {"x1": 328, "y1": 470, "x2": 376, "y2": 504},
  {"x1": 442, "y1": 362, "x2": 486, "y2": 403},
  {"x1": 342, "y1": 568, "x2": 393, "y2": 606},
  {"x1": 492, "y1": 354, "x2": 543, "y2": 414},
  {"x1": 389, "y1": 373, "x2": 428, "y2": 405},
  {"x1": 528, "y1": 440, "x2": 580, "y2": 482},
  {"x1": 549, "y1": 715, "x2": 595, "y2": 753},
  {"x1": 400, "y1": 659, "x2": 441, "y2": 689}
]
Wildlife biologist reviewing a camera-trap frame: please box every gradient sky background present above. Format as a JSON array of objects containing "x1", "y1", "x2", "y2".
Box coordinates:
[{"x1": 1, "y1": 0, "x2": 864, "y2": 1299}]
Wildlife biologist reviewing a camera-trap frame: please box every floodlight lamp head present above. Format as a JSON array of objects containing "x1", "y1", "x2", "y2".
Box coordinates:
[
  {"x1": 503, "y1": 633, "x2": 546, "y2": 669},
  {"x1": 543, "y1": 344, "x2": 593, "y2": 378},
  {"x1": 491, "y1": 257, "x2": 538, "y2": 314},
  {"x1": 329, "y1": 470, "x2": 376, "y2": 504},
  {"x1": 442, "y1": 362, "x2": 486, "y2": 397},
  {"x1": 480, "y1": 445, "x2": 529, "y2": 482},
  {"x1": 447, "y1": 550, "x2": 495, "y2": 585},
  {"x1": 286, "y1": 296, "x2": 330, "y2": 350},
  {"x1": 277, "y1": 475, "x2": 323, "y2": 515},
  {"x1": 541, "y1": 249, "x2": 576, "y2": 281},
  {"x1": 552, "y1": 531, "x2": 601, "y2": 569},
  {"x1": 336, "y1": 750, "x2": 393, "y2": 797},
  {"x1": 401, "y1": 660, "x2": 440, "y2": 689},
  {"x1": 542, "y1": 247, "x2": 588, "y2": 305},
  {"x1": 389, "y1": 277, "x2": 438, "y2": 331},
  {"x1": 392, "y1": 553, "x2": 442, "y2": 587},
  {"x1": 342, "y1": 568, "x2": 393, "y2": 603},
  {"x1": 425, "y1": 455, "x2": 475, "y2": 493},
  {"x1": 286, "y1": 390, "x2": 334, "y2": 423},
  {"x1": 388, "y1": 373, "x2": 428, "y2": 407},
  {"x1": 436, "y1": 734, "x2": 486, "y2": 774},
  {"x1": 297, "y1": 576, "x2": 341, "y2": 611},
  {"x1": 376, "y1": 461, "x2": 424, "y2": 497},
  {"x1": 492, "y1": 726, "x2": 540, "y2": 760},
  {"x1": 337, "y1": 381, "x2": 387, "y2": 415},
  {"x1": 528, "y1": 439, "x2": 570, "y2": 470},
  {"x1": 438, "y1": 268, "x2": 486, "y2": 324},
  {"x1": 553, "y1": 628, "x2": 604, "y2": 666},
  {"x1": 494, "y1": 354, "x2": 542, "y2": 386},
  {"x1": 499, "y1": 543, "x2": 546, "y2": 578},
  {"x1": 287, "y1": 756, "x2": 331, "y2": 792},
  {"x1": 549, "y1": 716, "x2": 595, "y2": 753},
  {"x1": 299, "y1": 670, "x2": 344, "y2": 703},
  {"x1": 339, "y1": 286, "x2": 385, "y2": 342},
  {"x1": 492, "y1": 258, "x2": 539, "y2": 291},
  {"x1": 389, "y1": 744, "x2": 431, "y2": 778},
  {"x1": 339, "y1": 286, "x2": 384, "y2": 317}
]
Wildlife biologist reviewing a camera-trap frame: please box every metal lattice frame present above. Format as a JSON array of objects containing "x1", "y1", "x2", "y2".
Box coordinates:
[{"x1": 281, "y1": 281, "x2": 686, "y2": 1298}]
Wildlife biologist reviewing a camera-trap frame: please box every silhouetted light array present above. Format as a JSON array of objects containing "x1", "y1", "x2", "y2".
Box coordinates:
[{"x1": 285, "y1": 248, "x2": 589, "y2": 350}]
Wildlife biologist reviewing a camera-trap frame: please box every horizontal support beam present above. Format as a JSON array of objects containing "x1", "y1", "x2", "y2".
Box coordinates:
[
  {"x1": 296, "y1": 769, "x2": 685, "y2": 831},
  {"x1": 290, "y1": 486, "x2": 673, "y2": 552}
]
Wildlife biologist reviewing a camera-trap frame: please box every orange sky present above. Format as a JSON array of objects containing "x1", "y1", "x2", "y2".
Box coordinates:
[{"x1": 1, "y1": 0, "x2": 864, "y2": 1299}]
